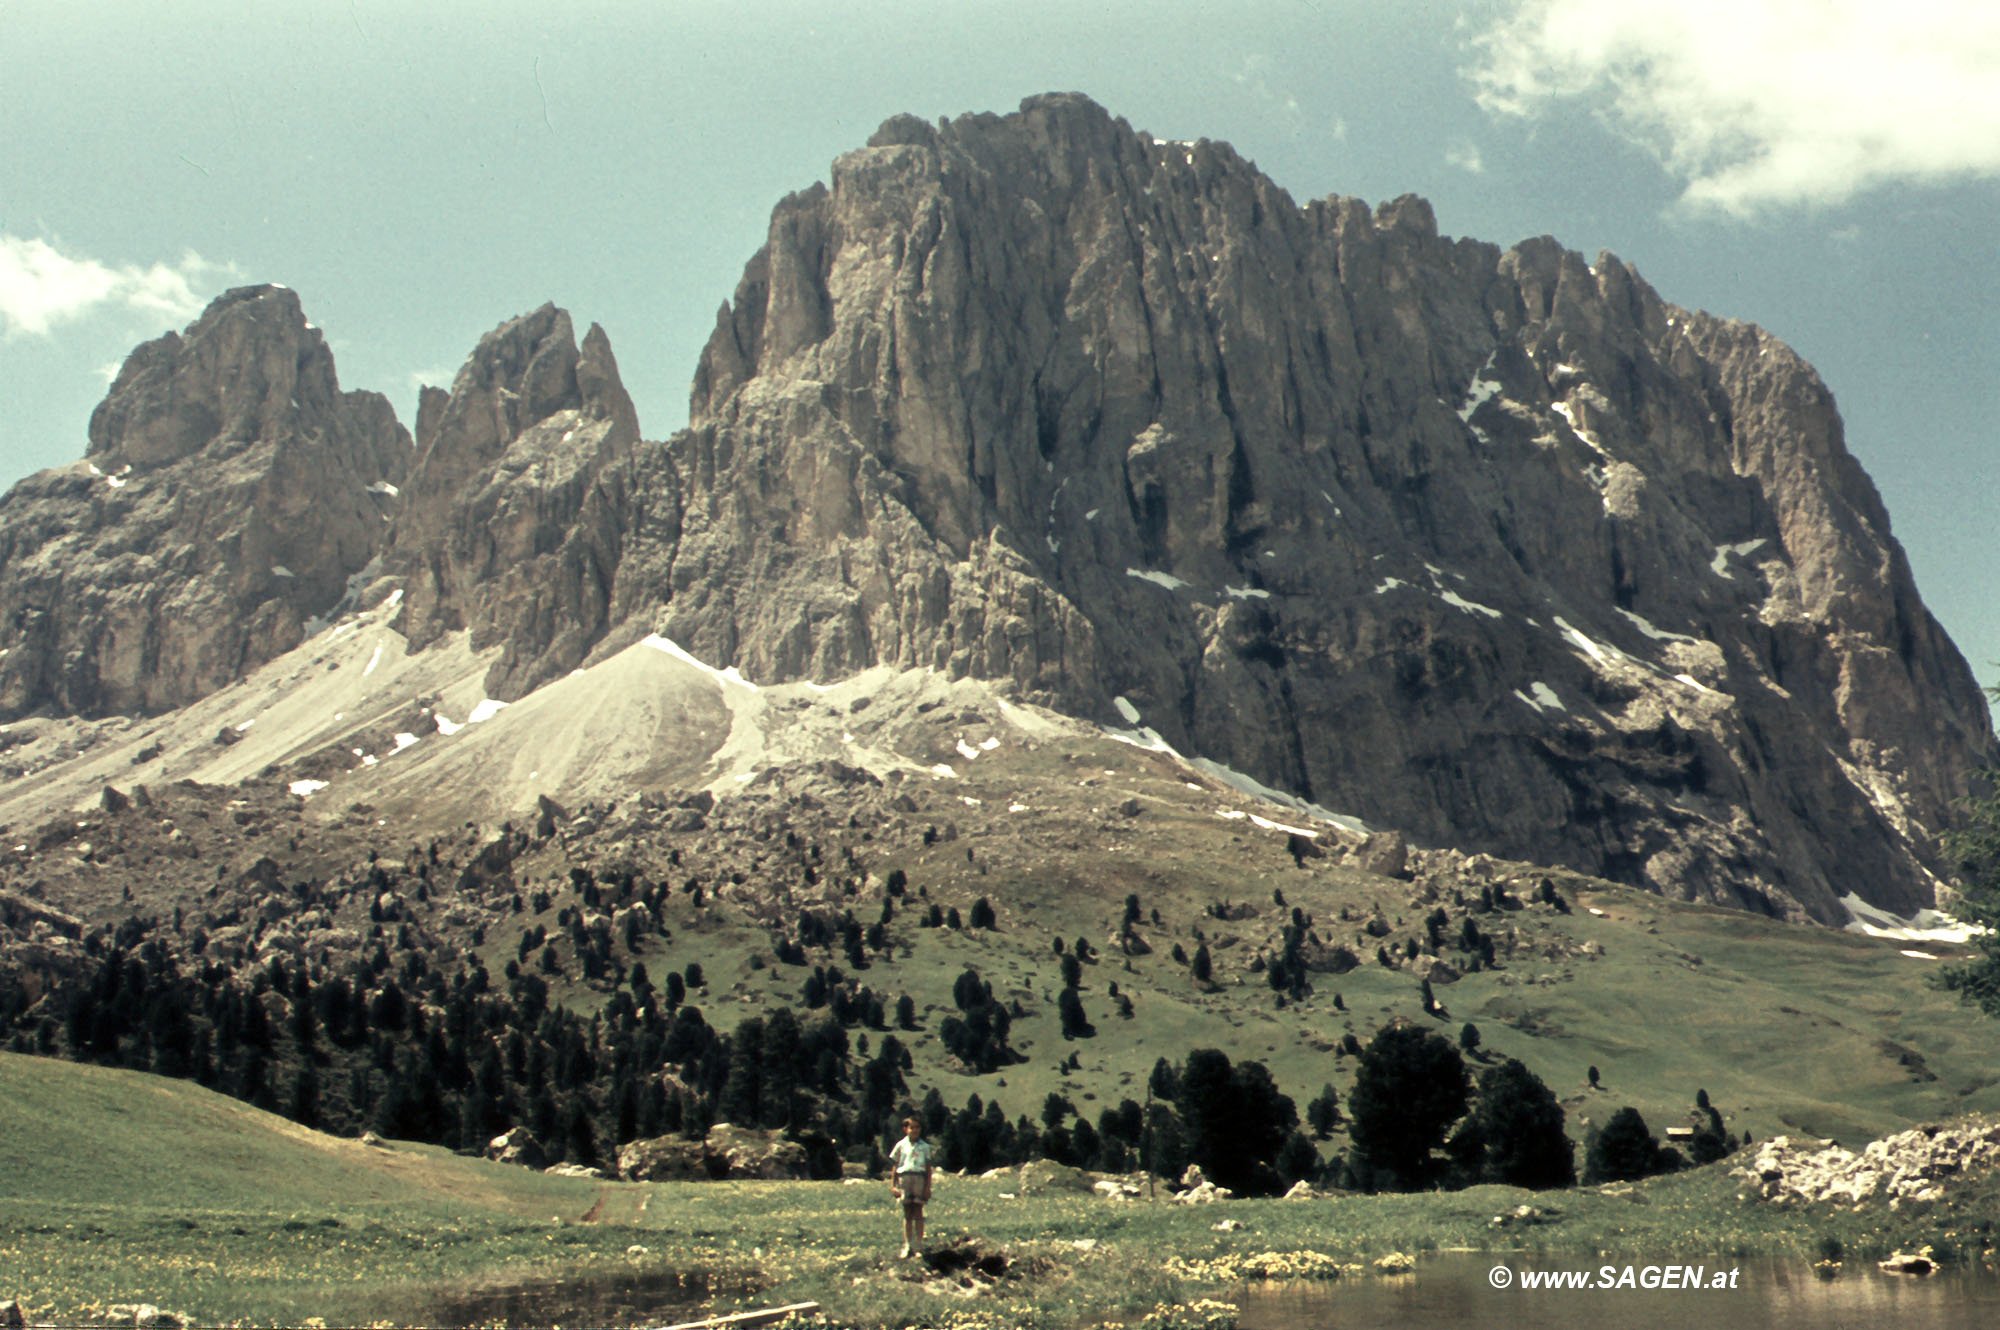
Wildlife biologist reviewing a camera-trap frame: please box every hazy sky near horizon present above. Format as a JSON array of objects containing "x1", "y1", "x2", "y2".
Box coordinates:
[{"x1": 4, "y1": 0, "x2": 1997, "y2": 689}]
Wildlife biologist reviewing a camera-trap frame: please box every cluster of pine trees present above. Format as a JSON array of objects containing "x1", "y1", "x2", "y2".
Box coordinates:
[
  {"x1": 0, "y1": 912, "x2": 1339, "y2": 1193},
  {"x1": 0, "y1": 917, "x2": 912, "y2": 1174},
  {"x1": 1340, "y1": 1022, "x2": 1739, "y2": 1192}
]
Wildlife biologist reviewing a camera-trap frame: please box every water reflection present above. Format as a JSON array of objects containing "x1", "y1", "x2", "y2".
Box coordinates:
[
  {"x1": 401, "y1": 1267, "x2": 717, "y2": 1328},
  {"x1": 1238, "y1": 1254, "x2": 2000, "y2": 1330}
]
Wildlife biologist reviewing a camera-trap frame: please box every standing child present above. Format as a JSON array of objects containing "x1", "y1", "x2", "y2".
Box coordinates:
[{"x1": 887, "y1": 1116, "x2": 936, "y2": 1259}]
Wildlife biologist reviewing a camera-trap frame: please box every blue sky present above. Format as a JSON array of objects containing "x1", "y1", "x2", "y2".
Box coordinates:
[{"x1": 4, "y1": 0, "x2": 1996, "y2": 690}]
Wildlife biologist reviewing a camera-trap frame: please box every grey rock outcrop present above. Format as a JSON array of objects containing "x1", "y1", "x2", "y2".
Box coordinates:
[
  {"x1": 385, "y1": 304, "x2": 671, "y2": 700},
  {"x1": 485, "y1": 1125, "x2": 547, "y2": 1170},
  {"x1": 6, "y1": 98, "x2": 1988, "y2": 924},
  {"x1": 0, "y1": 285, "x2": 408, "y2": 717},
  {"x1": 1737, "y1": 1118, "x2": 2000, "y2": 1207},
  {"x1": 1014, "y1": 1158, "x2": 1095, "y2": 1194},
  {"x1": 632, "y1": 94, "x2": 1991, "y2": 918},
  {"x1": 615, "y1": 1123, "x2": 809, "y2": 1181}
]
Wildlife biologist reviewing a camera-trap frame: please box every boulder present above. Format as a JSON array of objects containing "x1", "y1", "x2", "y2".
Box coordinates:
[
  {"x1": 1411, "y1": 955, "x2": 1462, "y2": 985},
  {"x1": 534, "y1": 793, "x2": 570, "y2": 838},
  {"x1": 616, "y1": 1124, "x2": 808, "y2": 1182},
  {"x1": 1491, "y1": 1204, "x2": 1551, "y2": 1227},
  {"x1": 1015, "y1": 1159, "x2": 1096, "y2": 1195},
  {"x1": 705, "y1": 1123, "x2": 810, "y2": 1179},
  {"x1": 1300, "y1": 941, "x2": 1360, "y2": 975},
  {"x1": 1879, "y1": 1249, "x2": 1936, "y2": 1276},
  {"x1": 486, "y1": 1126, "x2": 547, "y2": 1170},
  {"x1": 1352, "y1": 833, "x2": 1410, "y2": 881},
  {"x1": 615, "y1": 1136, "x2": 706, "y2": 1182},
  {"x1": 1173, "y1": 1163, "x2": 1233, "y2": 1202}
]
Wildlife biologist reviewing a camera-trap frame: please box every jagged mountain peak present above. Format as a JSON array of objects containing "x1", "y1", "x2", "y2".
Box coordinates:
[
  {"x1": 87, "y1": 284, "x2": 345, "y2": 470},
  {"x1": 1, "y1": 97, "x2": 1988, "y2": 926},
  {"x1": 0, "y1": 285, "x2": 408, "y2": 718},
  {"x1": 656, "y1": 94, "x2": 1994, "y2": 919},
  {"x1": 384, "y1": 302, "x2": 659, "y2": 699},
  {"x1": 415, "y1": 304, "x2": 639, "y2": 456}
]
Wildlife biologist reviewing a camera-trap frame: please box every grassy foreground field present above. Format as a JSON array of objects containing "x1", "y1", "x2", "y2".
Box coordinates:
[{"x1": 5, "y1": 1053, "x2": 1996, "y2": 1329}]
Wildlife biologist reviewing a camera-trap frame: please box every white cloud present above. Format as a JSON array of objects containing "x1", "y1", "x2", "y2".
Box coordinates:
[
  {"x1": 1232, "y1": 54, "x2": 1307, "y2": 133},
  {"x1": 0, "y1": 234, "x2": 228, "y2": 336},
  {"x1": 1466, "y1": 1, "x2": 2000, "y2": 214},
  {"x1": 408, "y1": 366, "x2": 459, "y2": 391},
  {"x1": 1446, "y1": 140, "x2": 1485, "y2": 174}
]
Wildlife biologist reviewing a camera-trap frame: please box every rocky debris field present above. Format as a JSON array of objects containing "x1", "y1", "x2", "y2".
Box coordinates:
[{"x1": 1737, "y1": 1117, "x2": 2000, "y2": 1207}]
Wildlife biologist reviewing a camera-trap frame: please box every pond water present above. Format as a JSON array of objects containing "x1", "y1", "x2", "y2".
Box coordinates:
[
  {"x1": 399, "y1": 1267, "x2": 719, "y2": 1327},
  {"x1": 1237, "y1": 1253, "x2": 2000, "y2": 1330}
]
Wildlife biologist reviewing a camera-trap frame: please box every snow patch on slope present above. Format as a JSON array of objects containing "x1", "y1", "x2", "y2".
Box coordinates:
[
  {"x1": 1513, "y1": 681, "x2": 1564, "y2": 713},
  {"x1": 1841, "y1": 894, "x2": 1980, "y2": 946},
  {"x1": 643, "y1": 634, "x2": 760, "y2": 691},
  {"x1": 1711, "y1": 539, "x2": 1768, "y2": 579},
  {"x1": 1105, "y1": 696, "x2": 1369, "y2": 835}
]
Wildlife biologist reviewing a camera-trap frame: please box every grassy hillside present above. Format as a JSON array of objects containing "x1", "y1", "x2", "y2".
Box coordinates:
[
  {"x1": 0, "y1": 1052, "x2": 591, "y2": 1215},
  {"x1": 4, "y1": 1051, "x2": 1996, "y2": 1330},
  {"x1": 6, "y1": 677, "x2": 1999, "y2": 1325},
  {"x1": 637, "y1": 724, "x2": 2000, "y2": 1154},
  {"x1": 0, "y1": 1052, "x2": 676, "y2": 1324},
  {"x1": 12, "y1": 706, "x2": 1995, "y2": 1179}
]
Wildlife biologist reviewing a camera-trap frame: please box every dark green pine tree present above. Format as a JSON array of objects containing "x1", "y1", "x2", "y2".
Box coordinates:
[
  {"x1": 719, "y1": 1017, "x2": 765, "y2": 1126},
  {"x1": 1058, "y1": 988, "x2": 1095, "y2": 1039},
  {"x1": 1465, "y1": 1058, "x2": 1574, "y2": 1188},
  {"x1": 1306, "y1": 1084, "x2": 1341, "y2": 1139},
  {"x1": 288, "y1": 1064, "x2": 322, "y2": 1130},
  {"x1": 1344, "y1": 1023, "x2": 1469, "y2": 1192},
  {"x1": 758, "y1": 1009, "x2": 803, "y2": 1130},
  {"x1": 1940, "y1": 736, "x2": 2000, "y2": 1017},
  {"x1": 1175, "y1": 1049, "x2": 1298, "y2": 1195},
  {"x1": 1584, "y1": 1106, "x2": 1673, "y2": 1183}
]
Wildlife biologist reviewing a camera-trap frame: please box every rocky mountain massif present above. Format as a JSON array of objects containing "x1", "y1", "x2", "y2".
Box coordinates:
[
  {"x1": 0, "y1": 94, "x2": 1990, "y2": 924},
  {"x1": 0, "y1": 286, "x2": 408, "y2": 716}
]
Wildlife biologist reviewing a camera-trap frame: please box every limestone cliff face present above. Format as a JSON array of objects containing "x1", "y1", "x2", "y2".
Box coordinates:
[
  {"x1": 649, "y1": 94, "x2": 1993, "y2": 918},
  {"x1": 0, "y1": 285, "x2": 408, "y2": 717},
  {"x1": 7, "y1": 98, "x2": 1987, "y2": 921},
  {"x1": 385, "y1": 304, "x2": 676, "y2": 700}
]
